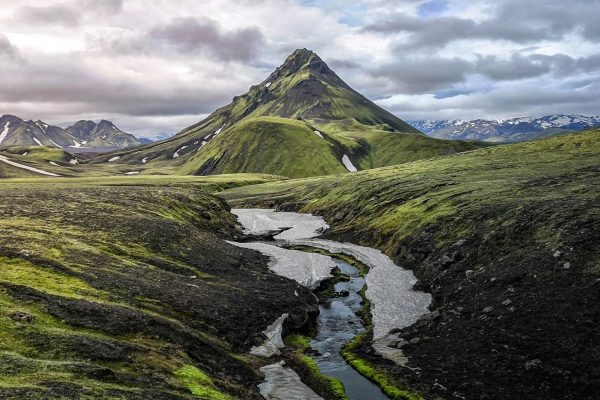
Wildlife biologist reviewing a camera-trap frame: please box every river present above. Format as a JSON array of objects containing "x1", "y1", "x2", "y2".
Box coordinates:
[{"x1": 228, "y1": 209, "x2": 431, "y2": 400}]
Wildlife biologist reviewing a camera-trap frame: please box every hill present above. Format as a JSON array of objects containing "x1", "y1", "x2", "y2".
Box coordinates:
[
  {"x1": 0, "y1": 175, "x2": 310, "y2": 399},
  {"x1": 410, "y1": 114, "x2": 600, "y2": 142},
  {"x1": 222, "y1": 129, "x2": 600, "y2": 400},
  {"x1": 0, "y1": 115, "x2": 145, "y2": 151},
  {"x1": 90, "y1": 49, "x2": 481, "y2": 178}
]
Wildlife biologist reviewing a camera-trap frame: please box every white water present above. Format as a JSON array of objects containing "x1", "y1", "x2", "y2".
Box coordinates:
[{"x1": 229, "y1": 209, "x2": 431, "y2": 398}]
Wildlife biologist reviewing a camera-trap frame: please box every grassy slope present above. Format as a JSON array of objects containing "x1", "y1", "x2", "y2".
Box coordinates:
[
  {"x1": 0, "y1": 177, "x2": 317, "y2": 399},
  {"x1": 221, "y1": 129, "x2": 600, "y2": 399},
  {"x1": 178, "y1": 117, "x2": 348, "y2": 178}
]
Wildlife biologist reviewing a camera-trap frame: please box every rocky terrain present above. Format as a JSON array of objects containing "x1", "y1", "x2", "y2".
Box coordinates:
[
  {"x1": 0, "y1": 178, "x2": 318, "y2": 399},
  {"x1": 222, "y1": 129, "x2": 600, "y2": 399}
]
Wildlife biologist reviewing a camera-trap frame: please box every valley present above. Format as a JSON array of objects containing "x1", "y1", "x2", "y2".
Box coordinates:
[{"x1": 0, "y1": 45, "x2": 598, "y2": 400}]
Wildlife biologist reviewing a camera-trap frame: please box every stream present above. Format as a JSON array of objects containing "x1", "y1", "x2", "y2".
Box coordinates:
[{"x1": 229, "y1": 209, "x2": 431, "y2": 400}]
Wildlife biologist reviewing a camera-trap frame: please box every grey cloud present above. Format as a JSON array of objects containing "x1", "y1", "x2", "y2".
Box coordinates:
[
  {"x1": 96, "y1": 17, "x2": 265, "y2": 62},
  {"x1": 150, "y1": 17, "x2": 265, "y2": 61},
  {"x1": 476, "y1": 54, "x2": 551, "y2": 81},
  {"x1": 0, "y1": 34, "x2": 19, "y2": 60},
  {"x1": 367, "y1": 0, "x2": 600, "y2": 50},
  {"x1": 14, "y1": 4, "x2": 81, "y2": 27},
  {"x1": 0, "y1": 55, "x2": 243, "y2": 118},
  {"x1": 78, "y1": 0, "x2": 124, "y2": 14},
  {"x1": 371, "y1": 57, "x2": 473, "y2": 94}
]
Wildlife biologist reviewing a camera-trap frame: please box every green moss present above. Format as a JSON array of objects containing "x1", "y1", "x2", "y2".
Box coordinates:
[
  {"x1": 174, "y1": 365, "x2": 232, "y2": 400},
  {"x1": 285, "y1": 335, "x2": 348, "y2": 400},
  {"x1": 341, "y1": 334, "x2": 422, "y2": 400}
]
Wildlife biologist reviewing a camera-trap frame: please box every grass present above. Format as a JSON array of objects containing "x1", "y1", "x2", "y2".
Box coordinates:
[
  {"x1": 341, "y1": 334, "x2": 422, "y2": 400},
  {"x1": 284, "y1": 335, "x2": 348, "y2": 400},
  {"x1": 174, "y1": 365, "x2": 232, "y2": 400}
]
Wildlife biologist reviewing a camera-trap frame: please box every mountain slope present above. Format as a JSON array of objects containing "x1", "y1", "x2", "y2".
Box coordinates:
[
  {"x1": 411, "y1": 114, "x2": 600, "y2": 142},
  {"x1": 91, "y1": 49, "x2": 480, "y2": 177},
  {"x1": 0, "y1": 115, "x2": 145, "y2": 150},
  {"x1": 221, "y1": 128, "x2": 600, "y2": 400}
]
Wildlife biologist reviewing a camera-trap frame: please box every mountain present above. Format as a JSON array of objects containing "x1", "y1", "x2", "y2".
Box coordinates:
[
  {"x1": 92, "y1": 49, "x2": 481, "y2": 177},
  {"x1": 0, "y1": 115, "x2": 145, "y2": 150},
  {"x1": 410, "y1": 114, "x2": 600, "y2": 142},
  {"x1": 66, "y1": 120, "x2": 143, "y2": 148}
]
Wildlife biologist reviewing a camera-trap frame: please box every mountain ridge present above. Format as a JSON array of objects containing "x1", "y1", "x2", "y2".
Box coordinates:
[
  {"x1": 410, "y1": 114, "x2": 600, "y2": 142},
  {"x1": 0, "y1": 114, "x2": 145, "y2": 150}
]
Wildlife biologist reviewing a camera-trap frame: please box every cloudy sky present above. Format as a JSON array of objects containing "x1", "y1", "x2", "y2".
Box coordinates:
[{"x1": 0, "y1": 0, "x2": 599, "y2": 137}]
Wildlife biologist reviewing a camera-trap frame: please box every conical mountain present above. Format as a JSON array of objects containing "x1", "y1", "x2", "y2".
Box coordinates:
[{"x1": 93, "y1": 49, "x2": 480, "y2": 177}]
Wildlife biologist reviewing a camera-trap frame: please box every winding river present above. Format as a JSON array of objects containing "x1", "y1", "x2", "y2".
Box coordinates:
[{"x1": 229, "y1": 209, "x2": 431, "y2": 400}]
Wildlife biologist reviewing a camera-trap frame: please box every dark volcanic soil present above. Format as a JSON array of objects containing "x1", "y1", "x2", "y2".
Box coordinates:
[{"x1": 0, "y1": 184, "x2": 318, "y2": 399}]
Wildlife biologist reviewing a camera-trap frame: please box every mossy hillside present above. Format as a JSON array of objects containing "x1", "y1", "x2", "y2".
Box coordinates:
[
  {"x1": 0, "y1": 181, "x2": 319, "y2": 399},
  {"x1": 222, "y1": 129, "x2": 600, "y2": 399},
  {"x1": 178, "y1": 117, "x2": 350, "y2": 178}
]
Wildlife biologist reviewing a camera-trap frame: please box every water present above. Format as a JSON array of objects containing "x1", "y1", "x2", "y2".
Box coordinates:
[{"x1": 310, "y1": 259, "x2": 389, "y2": 400}]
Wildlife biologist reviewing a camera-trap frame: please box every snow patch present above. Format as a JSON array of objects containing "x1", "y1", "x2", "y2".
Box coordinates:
[
  {"x1": 48, "y1": 139, "x2": 62, "y2": 148},
  {"x1": 265, "y1": 81, "x2": 272, "y2": 88},
  {"x1": 213, "y1": 124, "x2": 226, "y2": 136},
  {"x1": 228, "y1": 241, "x2": 335, "y2": 289},
  {"x1": 108, "y1": 156, "x2": 120, "y2": 162},
  {"x1": 249, "y1": 313, "x2": 288, "y2": 357},
  {"x1": 313, "y1": 130, "x2": 324, "y2": 139},
  {"x1": 0, "y1": 155, "x2": 60, "y2": 177},
  {"x1": 342, "y1": 154, "x2": 357, "y2": 172},
  {"x1": 71, "y1": 140, "x2": 82, "y2": 148},
  {"x1": 0, "y1": 121, "x2": 10, "y2": 145},
  {"x1": 33, "y1": 137, "x2": 43, "y2": 146},
  {"x1": 173, "y1": 145, "x2": 189, "y2": 158},
  {"x1": 49, "y1": 161, "x2": 59, "y2": 166},
  {"x1": 231, "y1": 208, "x2": 328, "y2": 240},
  {"x1": 259, "y1": 361, "x2": 323, "y2": 400},
  {"x1": 69, "y1": 159, "x2": 78, "y2": 165},
  {"x1": 125, "y1": 171, "x2": 140, "y2": 175},
  {"x1": 141, "y1": 157, "x2": 148, "y2": 164}
]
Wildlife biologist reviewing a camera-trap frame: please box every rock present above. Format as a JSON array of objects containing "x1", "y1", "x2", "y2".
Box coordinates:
[
  {"x1": 453, "y1": 239, "x2": 467, "y2": 247},
  {"x1": 11, "y1": 311, "x2": 34, "y2": 323},
  {"x1": 483, "y1": 306, "x2": 494, "y2": 313},
  {"x1": 490, "y1": 277, "x2": 497, "y2": 282},
  {"x1": 553, "y1": 250, "x2": 562, "y2": 258},
  {"x1": 502, "y1": 299, "x2": 513, "y2": 306},
  {"x1": 465, "y1": 270, "x2": 475, "y2": 278},
  {"x1": 563, "y1": 262, "x2": 571, "y2": 269},
  {"x1": 525, "y1": 359, "x2": 542, "y2": 370},
  {"x1": 409, "y1": 337, "x2": 422, "y2": 345},
  {"x1": 339, "y1": 290, "x2": 350, "y2": 297},
  {"x1": 418, "y1": 310, "x2": 440, "y2": 323}
]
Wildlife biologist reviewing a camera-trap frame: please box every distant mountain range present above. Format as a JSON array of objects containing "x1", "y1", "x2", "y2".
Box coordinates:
[
  {"x1": 409, "y1": 115, "x2": 600, "y2": 142},
  {"x1": 0, "y1": 115, "x2": 145, "y2": 151}
]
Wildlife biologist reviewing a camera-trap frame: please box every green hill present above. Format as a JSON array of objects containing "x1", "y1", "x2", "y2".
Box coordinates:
[{"x1": 89, "y1": 49, "x2": 481, "y2": 178}]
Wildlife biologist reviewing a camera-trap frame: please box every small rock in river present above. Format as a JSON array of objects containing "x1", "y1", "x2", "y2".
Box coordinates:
[
  {"x1": 563, "y1": 262, "x2": 571, "y2": 269},
  {"x1": 483, "y1": 306, "x2": 494, "y2": 313},
  {"x1": 553, "y1": 250, "x2": 562, "y2": 258},
  {"x1": 502, "y1": 299, "x2": 513, "y2": 306},
  {"x1": 465, "y1": 270, "x2": 474, "y2": 278}
]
